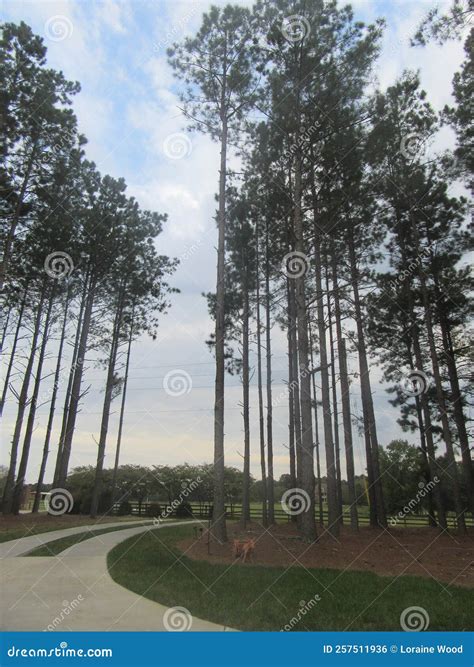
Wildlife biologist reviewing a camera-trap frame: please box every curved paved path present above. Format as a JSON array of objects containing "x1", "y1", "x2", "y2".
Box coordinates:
[
  {"x1": 0, "y1": 521, "x2": 234, "y2": 631},
  {"x1": 0, "y1": 518, "x2": 155, "y2": 559}
]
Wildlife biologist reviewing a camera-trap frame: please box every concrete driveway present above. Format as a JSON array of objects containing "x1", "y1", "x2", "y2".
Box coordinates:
[{"x1": 0, "y1": 521, "x2": 234, "y2": 631}]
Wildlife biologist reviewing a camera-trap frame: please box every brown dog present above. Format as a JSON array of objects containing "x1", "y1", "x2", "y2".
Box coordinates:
[
  {"x1": 232, "y1": 539, "x2": 243, "y2": 559},
  {"x1": 241, "y1": 538, "x2": 255, "y2": 562},
  {"x1": 233, "y1": 538, "x2": 255, "y2": 562}
]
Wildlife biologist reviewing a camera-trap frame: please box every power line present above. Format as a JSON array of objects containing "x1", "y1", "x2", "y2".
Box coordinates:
[
  {"x1": 32, "y1": 406, "x2": 280, "y2": 416},
  {"x1": 83, "y1": 369, "x2": 290, "y2": 382},
  {"x1": 116, "y1": 354, "x2": 291, "y2": 371}
]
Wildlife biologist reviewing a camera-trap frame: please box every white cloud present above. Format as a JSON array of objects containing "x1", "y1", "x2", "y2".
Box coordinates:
[
  {"x1": 372, "y1": 1, "x2": 465, "y2": 115},
  {"x1": 97, "y1": 0, "x2": 130, "y2": 34},
  {"x1": 145, "y1": 56, "x2": 175, "y2": 90}
]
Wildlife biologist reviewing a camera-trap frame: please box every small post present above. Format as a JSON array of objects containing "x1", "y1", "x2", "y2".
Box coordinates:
[{"x1": 207, "y1": 514, "x2": 211, "y2": 555}]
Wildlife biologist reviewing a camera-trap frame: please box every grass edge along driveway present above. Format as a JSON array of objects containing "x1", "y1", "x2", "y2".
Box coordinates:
[{"x1": 23, "y1": 524, "x2": 153, "y2": 556}]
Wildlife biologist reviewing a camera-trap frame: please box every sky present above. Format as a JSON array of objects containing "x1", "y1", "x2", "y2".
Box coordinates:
[{"x1": 1, "y1": 0, "x2": 469, "y2": 485}]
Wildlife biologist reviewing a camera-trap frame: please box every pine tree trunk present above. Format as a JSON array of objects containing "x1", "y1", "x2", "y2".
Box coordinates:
[
  {"x1": 211, "y1": 65, "x2": 228, "y2": 543},
  {"x1": 404, "y1": 217, "x2": 463, "y2": 530},
  {"x1": 348, "y1": 228, "x2": 387, "y2": 528},
  {"x1": 437, "y1": 302, "x2": 474, "y2": 517},
  {"x1": 361, "y1": 396, "x2": 377, "y2": 526},
  {"x1": 309, "y1": 327, "x2": 324, "y2": 526},
  {"x1": 12, "y1": 287, "x2": 55, "y2": 514},
  {"x1": 311, "y1": 193, "x2": 338, "y2": 536},
  {"x1": 33, "y1": 290, "x2": 70, "y2": 513},
  {"x1": 256, "y1": 229, "x2": 268, "y2": 527},
  {"x1": 293, "y1": 153, "x2": 316, "y2": 541},
  {"x1": 410, "y1": 329, "x2": 448, "y2": 530},
  {"x1": 90, "y1": 294, "x2": 123, "y2": 517},
  {"x1": 415, "y1": 263, "x2": 466, "y2": 533},
  {"x1": 287, "y1": 284, "x2": 297, "y2": 490},
  {"x1": 416, "y1": 400, "x2": 437, "y2": 527},
  {"x1": 288, "y1": 278, "x2": 302, "y2": 487},
  {"x1": 240, "y1": 284, "x2": 251, "y2": 527},
  {"x1": 264, "y1": 226, "x2": 275, "y2": 524},
  {"x1": 53, "y1": 277, "x2": 87, "y2": 486},
  {"x1": 57, "y1": 277, "x2": 96, "y2": 487},
  {"x1": 0, "y1": 286, "x2": 28, "y2": 415},
  {"x1": 325, "y1": 259, "x2": 343, "y2": 524},
  {"x1": 2, "y1": 285, "x2": 46, "y2": 513},
  {"x1": 398, "y1": 225, "x2": 447, "y2": 530},
  {"x1": 111, "y1": 311, "x2": 134, "y2": 505},
  {"x1": 425, "y1": 226, "x2": 474, "y2": 515},
  {"x1": 1, "y1": 306, "x2": 11, "y2": 353},
  {"x1": 331, "y1": 254, "x2": 358, "y2": 530},
  {"x1": 407, "y1": 344, "x2": 437, "y2": 527}
]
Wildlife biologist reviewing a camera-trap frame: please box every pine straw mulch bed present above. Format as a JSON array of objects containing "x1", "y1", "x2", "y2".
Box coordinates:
[{"x1": 177, "y1": 521, "x2": 474, "y2": 588}]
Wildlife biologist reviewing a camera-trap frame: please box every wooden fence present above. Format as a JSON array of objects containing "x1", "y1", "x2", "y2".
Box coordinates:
[{"x1": 111, "y1": 501, "x2": 472, "y2": 529}]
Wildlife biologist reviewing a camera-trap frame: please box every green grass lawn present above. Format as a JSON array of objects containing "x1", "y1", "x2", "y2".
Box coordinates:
[{"x1": 107, "y1": 524, "x2": 473, "y2": 631}]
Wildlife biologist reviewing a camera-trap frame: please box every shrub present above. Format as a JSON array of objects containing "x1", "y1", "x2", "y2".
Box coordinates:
[
  {"x1": 145, "y1": 503, "x2": 161, "y2": 518},
  {"x1": 117, "y1": 500, "x2": 133, "y2": 516},
  {"x1": 175, "y1": 501, "x2": 193, "y2": 518},
  {"x1": 98, "y1": 490, "x2": 113, "y2": 514},
  {"x1": 67, "y1": 486, "x2": 89, "y2": 514},
  {"x1": 70, "y1": 497, "x2": 82, "y2": 514},
  {"x1": 68, "y1": 489, "x2": 112, "y2": 515}
]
